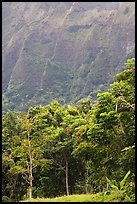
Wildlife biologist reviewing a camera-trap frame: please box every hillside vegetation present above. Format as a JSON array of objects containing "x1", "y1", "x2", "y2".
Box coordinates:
[
  {"x1": 2, "y1": 2, "x2": 135, "y2": 113},
  {"x1": 2, "y1": 58, "x2": 135, "y2": 202}
]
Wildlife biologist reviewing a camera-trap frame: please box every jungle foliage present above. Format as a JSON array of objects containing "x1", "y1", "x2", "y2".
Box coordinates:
[{"x1": 2, "y1": 58, "x2": 135, "y2": 202}]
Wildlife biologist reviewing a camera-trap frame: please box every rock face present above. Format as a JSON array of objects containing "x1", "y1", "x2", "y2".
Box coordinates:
[{"x1": 2, "y1": 2, "x2": 135, "y2": 113}]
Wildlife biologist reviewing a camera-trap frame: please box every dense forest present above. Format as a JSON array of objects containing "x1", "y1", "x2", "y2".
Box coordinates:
[{"x1": 2, "y1": 58, "x2": 135, "y2": 202}]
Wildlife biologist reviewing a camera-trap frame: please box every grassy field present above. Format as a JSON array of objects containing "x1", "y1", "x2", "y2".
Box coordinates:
[{"x1": 21, "y1": 190, "x2": 133, "y2": 202}]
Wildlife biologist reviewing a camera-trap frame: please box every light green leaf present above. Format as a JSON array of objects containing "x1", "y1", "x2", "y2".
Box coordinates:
[
  {"x1": 106, "y1": 177, "x2": 119, "y2": 190},
  {"x1": 120, "y1": 170, "x2": 131, "y2": 190}
]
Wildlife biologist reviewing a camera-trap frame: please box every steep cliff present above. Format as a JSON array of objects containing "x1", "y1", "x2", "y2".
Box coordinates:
[{"x1": 2, "y1": 2, "x2": 135, "y2": 113}]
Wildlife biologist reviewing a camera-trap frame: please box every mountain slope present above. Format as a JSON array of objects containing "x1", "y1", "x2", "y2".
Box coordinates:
[{"x1": 2, "y1": 2, "x2": 135, "y2": 113}]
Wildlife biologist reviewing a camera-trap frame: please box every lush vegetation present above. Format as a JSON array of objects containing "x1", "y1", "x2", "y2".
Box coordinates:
[
  {"x1": 20, "y1": 187, "x2": 133, "y2": 202},
  {"x1": 2, "y1": 58, "x2": 135, "y2": 202},
  {"x1": 2, "y1": 2, "x2": 135, "y2": 114}
]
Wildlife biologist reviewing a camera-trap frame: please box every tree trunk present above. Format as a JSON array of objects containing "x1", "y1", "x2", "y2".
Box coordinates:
[
  {"x1": 29, "y1": 163, "x2": 33, "y2": 202},
  {"x1": 85, "y1": 161, "x2": 89, "y2": 194},
  {"x1": 65, "y1": 159, "x2": 69, "y2": 196},
  {"x1": 28, "y1": 132, "x2": 33, "y2": 202}
]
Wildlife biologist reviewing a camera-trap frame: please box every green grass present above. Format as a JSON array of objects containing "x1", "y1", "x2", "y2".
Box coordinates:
[{"x1": 20, "y1": 190, "x2": 134, "y2": 202}]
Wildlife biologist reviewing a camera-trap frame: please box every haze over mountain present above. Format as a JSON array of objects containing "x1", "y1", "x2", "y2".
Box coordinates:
[{"x1": 2, "y1": 2, "x2": 135, "y2": 113}]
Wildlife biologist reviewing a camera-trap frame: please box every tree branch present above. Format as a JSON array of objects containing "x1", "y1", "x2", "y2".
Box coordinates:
[{"x1": 118, "y1": 97, "x2": 135, "y2": 109}]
